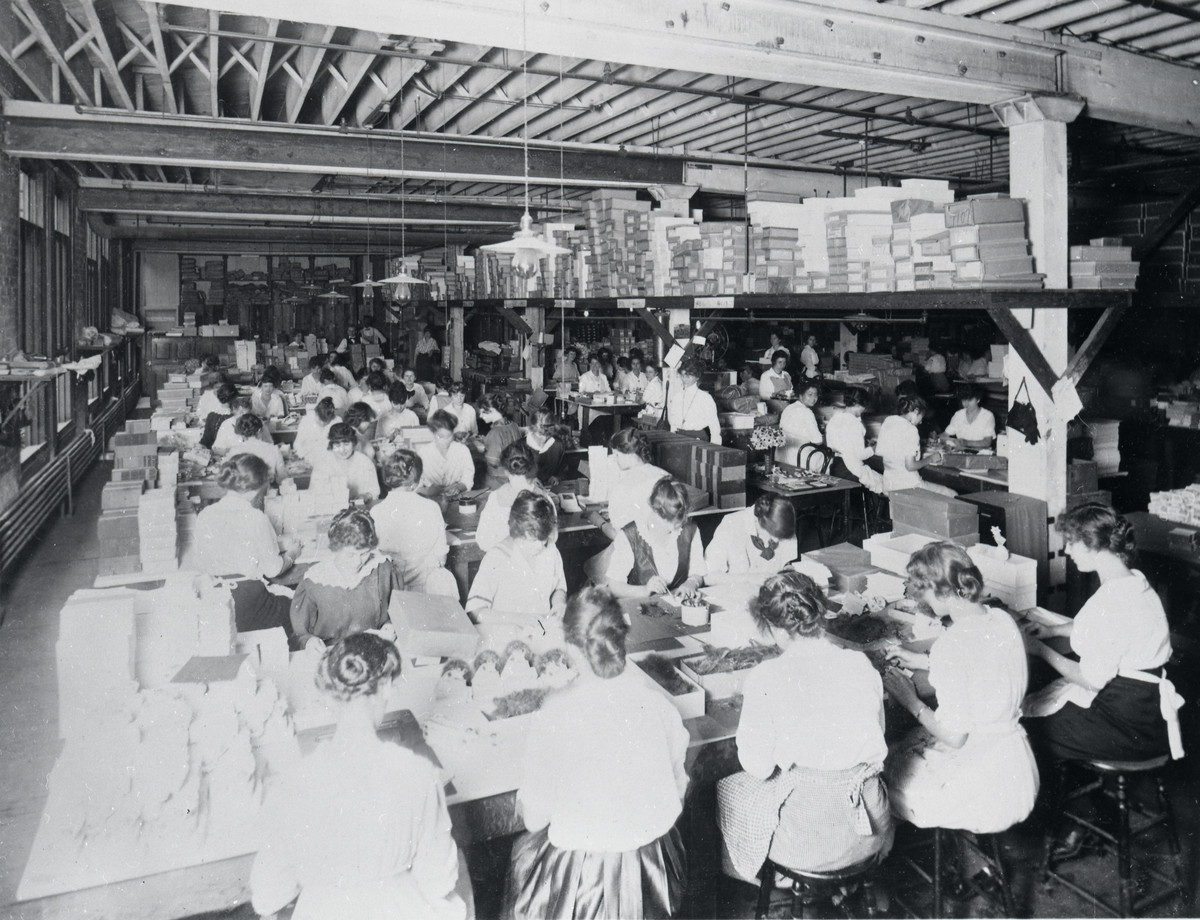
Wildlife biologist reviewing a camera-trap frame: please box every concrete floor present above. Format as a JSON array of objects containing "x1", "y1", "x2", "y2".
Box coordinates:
[{"x1": 0, "y1": 460, "x2": 1197, "y2": 919}]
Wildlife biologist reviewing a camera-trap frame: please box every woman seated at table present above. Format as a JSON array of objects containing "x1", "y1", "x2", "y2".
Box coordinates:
[
  {"x1": 196, "y1": 372, "x2": 229, "y2": 422},
  {"x1": 479, "y1": 394, "x2": 523, "y2": 488},
  {"x1": 552, "y1": 346, "x2": 581, "y2": 387},
  {"x1": 213, "y1": 397, "x2": 274, "y2": 454},
  {"x1": 944, "y1": 383, "x2": 996, "y2": 450},
  {"x1": 526, "y1": 407, "x2": 568, "y2": 487},
  {"x1": 290, "y1": 509, "x2": 401, "y2": 649},
  {"x1": 578, "y1": 355, "x2": 612, "y2": 395},
  {"x1": 705, "y1": 495, "x2": 799, "y2": 584},
  {"x1": 504, "y1": 586, "x2": 689, "y2": 920},
  {"x1": 342, "y1": 402, "x2": 378, "y2": 462},
  {"x1": 316, "y1": 367, "x2": 350, "y2": 416},
  {"x1": 603, "y1": 478, "x2": 706, "y2": 598},
  {"x1": 252, "y1": 632, "x2": 470, "y2": 920},
  {"x1": 394, "y1": 367, "x2": 429, "y2": 419},
  {"x1": 476, "y1": 442, "x2": 552, "y2": 553},
  {"x1": 716, "y1": 570, "x2": 892, "y2": 884},
  {"x1": 598, "y1": 427, "x2": 670, "y2": 534},
  {"x1": 466, "y1": 490, "x2": 567, "y2": 629},
  {"x1": 759, "y1": 350, "x2": 794, "y2": 399},
  {"x1": 358, "y1": 371, "x2": 394, "y2": 419},
  {"x1": 293, "y1": 397, "x2": 338, "y2": 461},
  {"x1": 1022, "y1": 503, "x2": 1181, "y2": 764},
  {"x1": 824, "y1": 388, "x2": 884, "y2": 494},
  {"x1": 370, "y1": 450, "x2": 450, "y2": 593},
  {"x1": 251, "y1": 368, "x2": 288, "y2": 419},
  {"x1": 417, "y1": 410, "x2": 475, "y2": 500},
  {"x1": 194, "y1": 454, "x2": 298, "y2": 637},
  {"x1": 778, "y1": 381, "x2": 823, "y2": 467},
  {"x1": 445, "y1": 381, "x2": 478, "y2": 436},
  {"x1": 883, "y1": 542, "x2": 1039, "y2": 835},
  {"x1": 298, "y1": 355, "x2": 326, "y2": 399},
  {"x1": 875, "y1": 395, "x2": 956, "y2": 497},
  {"x1": 225, "y1": 413, "x2": 290, "y2": 486},
  {"x1": 310, "y1": 422, "x2": 381, "y2": 502},
  {"x1": 199, "y1": 382, "x2": 239, "y2": 450},
  {"x1": 375, "y1": 393, "x2": 421, "y2": 441},
  {"x1": 637, "y1": 361, "x2": 666, "y2": 422}
]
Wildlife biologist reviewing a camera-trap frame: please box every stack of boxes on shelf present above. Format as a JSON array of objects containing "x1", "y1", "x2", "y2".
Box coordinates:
[
  {"x1": 642, "y1": 430, "x2": 747, "y2": 510},
  {"x1": 582, "y1": 190, "x2": 653, "y2": 297},
  {"x1": 945, "y1": 196, "x2": 1042, "y2": 288},
  {"x1": 137, "y1": 488, "x2": 178, "y2": 574},
  {"x1": 1149, "y1": 484, "x2": 1200, "y2": 526},
  {"x1": 1069, "y1": 238, "x2": 1140, "y2": 290},
  {"x1": 751, "y1": 226, "x2": 802, "y2": 294}
]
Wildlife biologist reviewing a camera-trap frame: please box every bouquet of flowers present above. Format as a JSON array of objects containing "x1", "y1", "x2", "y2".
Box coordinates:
[{"x1": 750, "y1": 425, "x2": 785, "y2": 451}]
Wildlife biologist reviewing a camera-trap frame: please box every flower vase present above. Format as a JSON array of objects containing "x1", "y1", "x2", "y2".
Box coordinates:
[{"x1": 762, "y1": 452, "x2": 774, "y2": 476}]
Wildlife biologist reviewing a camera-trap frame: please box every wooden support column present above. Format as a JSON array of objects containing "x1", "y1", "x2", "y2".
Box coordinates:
[
  {"x1": 526, "y1": 306, "x2": 545, "y2": 390},
  {"x1": 0, "y1": 152, "x2": 19, "y2": 356},
  {"x1": 449, "y1": 305, "x2": 464, "y2": 380},
  {"x1": 992, "y1": 93, "x2": 1083, "y2": 590}
]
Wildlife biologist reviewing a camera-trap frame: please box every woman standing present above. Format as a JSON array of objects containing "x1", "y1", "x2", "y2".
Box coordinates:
[
  {"x1": 824, "y1": 389, "x2": 883, "y2": 494},
  {"x1": 1022, "y1": 503, "x2": 1182, "y2": 763},
  {"x1": 414, "y1": 327, "x2": 442, "y2": 382},
  {"x1": 503, "y1": 586, "x2": 689, "y2": 919},
  {"x1": 874, "y1": 395, "x2": 955, "y2": 497},
  {"x1": 944, "y1": 383, "x2": 997, "y2": 450},
  {"x1": 704, "y1": 495, "x2": 798, "y2": 584},
  {"x1": 667, "y1": 359, "x2": 721, "y2": 444},
  {"x1": 289, "y1": 510, "x2": 401, "y2": 649},
  {"x1": 799, "y1": 335, "x2": 821, "y2": 380},
  {"x1": 717, "y1": 571, "x2": 892, "y2": 883},
  {"x1": 638, "y1": 362, "x2": 667, "y2": 422},
  {"x1": 604, "y1": 478, "x2": 706, "y2": 598},
  {"x1": 251, "y1": 633, "x2": 468, "y2": 919},
  {"x1": 884, "y1": 542, "x2": 1039, "y2": 834}
]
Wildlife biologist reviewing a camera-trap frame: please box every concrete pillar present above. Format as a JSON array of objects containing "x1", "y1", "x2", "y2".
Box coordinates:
[
  {"x1": 449, "y1": 305, "x2": 465, "y2": 380},
  {"x1": 992, "y1": 94, "x2": 1083, "y2": 589},
  {"x1": 0, "y1": 152, "x2": 19, "y2": 356}
]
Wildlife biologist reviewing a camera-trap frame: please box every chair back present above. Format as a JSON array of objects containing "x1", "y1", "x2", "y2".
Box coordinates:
[{"x1": 799, "y1": 443, "x2": 833, "y2": 474}]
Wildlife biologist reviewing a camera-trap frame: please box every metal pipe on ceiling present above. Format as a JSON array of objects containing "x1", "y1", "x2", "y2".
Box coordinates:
[
  {"x1": 161, "y1": 24, "x2": 1005, "y2": 139},
  {"x1": 1124, "y1": 0, "x2": 1200, "y2": 25}
]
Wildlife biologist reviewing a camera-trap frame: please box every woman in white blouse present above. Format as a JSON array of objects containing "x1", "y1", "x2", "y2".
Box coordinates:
[
  {"x1": 943, "y1": 383, "x2": 996, "y2": 449},
  {"x1": 504, "y1": 586, "x2": 689, "y2": 919},
  {"x1": 874, "y1": 395, "x2": 955, "y2": 497},
  {"x1": 475, "y1": 441, "x2": 552, "y2": 553},
  {"x1": 371, "y1": 450, "x2": 450, "y2": 593},
  {"x1": 717, "y1": 570, "x2": 892, "y2": 883},
  {"x1": 824, "y1": 388, "x2": 883, "y2": 493},
  {"x1": 667, "y1": 359, "x2": 721, "y2": 444},
  {"x1": 604, "y1": 478, "x2": 706, "y2": 598},
  {"x1": 597, "y1": 427, "x2": 670, "y2": 533},
  {"x1": 759, "y1": 351, "x2": 794, "y2": 400},
  {"x1": 445, "y1": 382, "x2": 478, "y2": 436},
  {"x1": 417, "y1": 410, "x2": 475, "y2": 500},
  {"x1": 578, "y1": 355, "x2": 611, "y2": 395},
  {"x1": 778, "y1": 382, "x2": 823, "y2": 467},
  {"x1": 761, "y1": 333, "x2": 789, "y2": 364},
  {"x1": 251, "y1": 375, "x2": 288, "y2": 420},
  {"x1": 225, "y1": 413, "x2": 290, "y2": 486},
  {"x1": 293, "y1": 397, "x2": 338, "y2": 461},
  {"x1": 884, "y1": 542, "x2": 1039, "y2": 835},
  {"x1": 638, "y1": 362, "x2": 666, "y2": 421},
  {"x1": 309, "y1": 422, "x2": 381, "y2": 502},
  {"x1": 1022, "y1": 503, "x2": 1180, "y2": 764},
  {"x1": 705, "y1": 495, "x2": 798, "y2": 584}
]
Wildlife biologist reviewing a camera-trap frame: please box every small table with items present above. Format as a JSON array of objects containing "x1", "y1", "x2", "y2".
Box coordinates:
[{"x1": 748, "y1": 461, "x2": 863, "y2": 546}]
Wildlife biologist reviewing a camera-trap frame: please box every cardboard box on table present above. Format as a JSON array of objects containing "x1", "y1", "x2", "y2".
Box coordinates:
[
  {"x1": 889, "y1": 488, "x2": 980, "y2": 543},
  {"x1": 388, "y1": 591, "x2": 480, "y2": 661}
]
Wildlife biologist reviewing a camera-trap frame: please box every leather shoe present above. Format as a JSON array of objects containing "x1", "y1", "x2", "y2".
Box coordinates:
[{"x1": 1051, "y1": 829, "x2": 1099, "y2": 863}]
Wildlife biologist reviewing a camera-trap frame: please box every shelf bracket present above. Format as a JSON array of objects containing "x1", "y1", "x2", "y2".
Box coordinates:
[
  {"x1": 1064, "y1": 303, "x2": 1129, "y2": 385},
  {"x1": 634, "y1": 306, "x2": 676, "y2": 351},
  {"x1": 493, "y1": 304, "x2": 533, "y2": 336},
  {"x1": 984, "y1": 304, "x2": 1059, "y2": 400}
]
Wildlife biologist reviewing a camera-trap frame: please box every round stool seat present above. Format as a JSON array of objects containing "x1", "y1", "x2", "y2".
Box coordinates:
[
  {"x1": 773, "y1": 850, "x2": 883, "y2": 884},
  {"x1": 1085, "y1": 755, "x2": 1170, "y2": 774}
]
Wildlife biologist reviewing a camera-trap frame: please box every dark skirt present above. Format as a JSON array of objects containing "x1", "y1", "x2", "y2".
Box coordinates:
[
  {"x1": 502, "y1": 825, "x2": 686, "y2": 920},
  {"x1": 828, "y1": 456, "x2": 861, "y2": 485},
  {"x1": 1026, "y1": 673, "x2": 1171, "y2": 763}
]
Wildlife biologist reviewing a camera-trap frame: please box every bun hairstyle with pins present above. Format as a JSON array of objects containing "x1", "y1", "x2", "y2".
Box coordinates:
[
  {"x1": 233, "y1": 413, "x2": 264, "y2": 438},
  {"x1": 843, "y1": 387, "x2": 870, "y2": 409},
  {"x1": 344, "y1": 402, "x2": 376, "y2": 429},
  {"x1": 327, "y1": 508, "x2": 378, "y2": 551},
  {"x1": 500, "y1": 440, "x2": 539, "y2": 480},
  {"x1": 649, "y1": 478, "x2": 690, "y2": 527},
  {"x1": 610, "y1": 427, "x2": 652, "y2": 464},
  {"x1": 508, "y1": 490, "x2": 557, "y2": 542},
  {"x1": 382, "y1": 449, "x2": 423, "y2": 489},
  {"x1": 750, "y1": 570, "x2": 827, "y2": 639},
  {"x1": 905, "y1": 541, "x2": 985, "y2": 603},
  {"x1": 1056, "y1": 501, "x2": 1137, "y2": 567},
  {"x1": 217, "y1": 453, "x2": 270, "y2": 493},
  {"x1": 315, "y1": 632, "x2": 401, "y2": 703},
  {"x1": 753, "y1": 494, "x2": 797, "y2": 541},
  {"x1": 313, "y1": 397, "x2": 337, "y2": 424},
  {"x1": 563, "y1": 586, "x2": 629, "y2": 678}
]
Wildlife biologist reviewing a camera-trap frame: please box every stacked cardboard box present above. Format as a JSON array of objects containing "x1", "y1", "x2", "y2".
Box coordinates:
[
  {"x1": 1069, "y1": 238, "x2": 1140, "y2": 290},
  {"x1": 235, "y1": 341, "x2": 257, "y2": 373},
  {"x1": 138, "y1": 488, "x2": 178, "y2": 573},
  {"x1": 751, "y1": 226, "x2": 801, "y2": 294},
  {"x1": 1149, "y1": 484, "x2": 1200, "y2": 526},
  {"x1": 111, "y1": 430, "x2": 159, "y2": 483},
  {"x1": 581, "y1": 190, "x2": 652, "y2": 297},
  {"x1": 889, "y1": 488, "x2": 980, "y2": 544},
  {"x1": 945, "y1": 195, "x2": 1043, "y2": 289}
]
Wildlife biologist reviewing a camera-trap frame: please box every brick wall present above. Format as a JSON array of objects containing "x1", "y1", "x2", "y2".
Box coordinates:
[
  {"x1": 1074, "y1": 199, "x2": 1198, "y2": 295},
  {"x1": 0, "y1": 152, "x2": 19, "y2": 356}
]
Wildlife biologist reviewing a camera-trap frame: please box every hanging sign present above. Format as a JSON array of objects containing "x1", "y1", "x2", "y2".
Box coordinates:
[
  {"x1": 695, "y1": 296, "x2": 735, "y2": 310},
  {"x1": 554, "y1": 300, "x2": 575, "y2": 310},
  {"x1": 505, "y1": 299, "x2": 528, "y2": 308},
  {"x1": 617, "y1": 298, "x2": 646, "y2": 310}
]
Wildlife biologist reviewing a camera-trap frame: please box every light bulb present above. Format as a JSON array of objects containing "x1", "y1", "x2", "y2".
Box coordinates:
[{"x1": 513, "y1": 246, "x2": 540, "y2": 279}]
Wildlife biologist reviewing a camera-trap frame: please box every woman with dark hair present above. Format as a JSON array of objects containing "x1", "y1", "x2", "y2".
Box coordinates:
[
  {"x1": 213, "y1": 396, "x2": 274, "y2": 453},
  {"x1": 309, "y1": 422, "x2": 380, "y2": 502},
  {"x1": 759, "y1": 350, "x2": 794, "y2": 400},
  {"x1": 824, "y1": 388, "x2": 883, "y2": 494},
  {"x1": 552, "y1": 346, "x2": 580, "y2": 387},
  {"x1": 317, "y1": 367, "x2": 350, "y2": 415},
  {"x1": 370, "y1": 450, "x2": 449, "y2": 592},
  {"x1": 251, "y1": 370, "x2": 287, "y2": 419},
  {"x1": 251, "y1": 632, "x2": 469, "y2": 919},
  {"x1": 289, "y1": 509, "x2": 401, "y2": 649},
  {"x1": 466, "y1": 490, "x2": 566, "y2": 628},
  {"x1": 475, "y1": 442, "x2": 552, "y2": 553},
  {"x1": 478, "y1": 394, "x2": 523, "y2": 487},
  {"x1": 704, "y1": 495, "x2": 799, "y2": 583},
  {"x1": 376, "y1": 386, "x2": 420, "y2": 439},
  {"x1": 226, "y1": 413, "x2": 290, "y2": 485},
  {"x1": 875, "y1": 395, "x2": 955, "y2": 497},
  {"x1": 599, "y1": 427, "x2": 670, "y2": 533},
  {"x1": 358, "y1": 371, "x2": 394, "y2": 418},
  {"x1": 638, "y1": 361, "x2": 666, "y2": 421},
  {"x1": 503, "y1": 586, "x2": 689, "y2": 920},
  {"x1": 343, "y1": 401, "x2": 378, "y2": 461},
  {"x1": 1023, "y1": 503, "x2": 1181, "y2": 763},
  {"x1": 525, "y1": 407, "x2": 568, "y2": 487},
  {"x1": 294, "y1": 397, "x2": 339, "y2": 460},
  {"x1": 199, "y1": 382, "x2": 240, "y2": 450},
  {"x1": 884, "y1": 542, "x2": 1038, "y2": 833},
  {"x1": 944, "y1": 382, "x2": 996, "y2": 449},
  {"x1": 445, "y1": 381, "x2": 478, "y2": 436},
  {"x1": 667, "y1": 359, "x2": 721, "y2": 444},
  {"x1": 778, "y1": 381, "x2": 823, "y2": 467},
  {"x1": 716, "y1": 571, "x2": 891, "y2": 883},
  {"x1": 604, "y1": 478, "x2": 706, "y2": 598},
  {"x1": 194, "y1": 454, "x2": 297, "y2": 635},
  {"x1": 578, "y1": 355, "x2": 611, "y2": 396},
  {"x1": 299, "y1": 354, "x2": 327, "y2": 399},
  {"x1": 414, "y1": 326, "x2": 441, "y2": 382},
  {"x1": 417, "y1": 410, "x2": 475, "y2": 499},
  {"x1": 394, "y1": 367, "x2": 429, "y2": 419}
]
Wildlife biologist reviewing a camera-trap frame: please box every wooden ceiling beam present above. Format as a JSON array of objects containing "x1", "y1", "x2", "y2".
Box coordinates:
[
  {"x1": 3, "y1": 101, "x2": 683, "y2": 187},
  {"x1": 12, "y1": 0, "x2": 93, "y2": 105},
  {"x1": 284, "y1": 23, "x2": 337, "y2": 123},
  {"x1": 249, "y1": 18, "x2": 278, "y2": 121},
  {"x1": 207, "y1": 10, "x2": 219, "y2": 116},
  {"x1": 140, "y1": 1, "x2": 178, "y2": 115},
  {"x1": 77, "y1": 0, "x2": 135, "y2": 110},
  {"x1": 318, "y1": 31, "x2": 384, "y2": 126}
]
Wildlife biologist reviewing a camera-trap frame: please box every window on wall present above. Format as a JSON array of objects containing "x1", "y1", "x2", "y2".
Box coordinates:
[
  {"x1": 18, "y1": 170, "x2": 46, "y2": 355},
  {"x1": 52, "y1": 191, "x2": 72, "y2": 357}
]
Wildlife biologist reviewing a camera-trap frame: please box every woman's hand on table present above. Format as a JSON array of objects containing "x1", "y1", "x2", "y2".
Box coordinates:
[
  {"x1": 883, "y1": 667, "x2": 921, "y2": 710},
  {"x1": 1020, "y1": 619, "x2": 1070, "y2": 640},
  {"x1": 645, "y1": 575, "x2": 671, "y2": 596},
  {"x1": 887, "y1": 647, "x2": 928, "y2": 671}
]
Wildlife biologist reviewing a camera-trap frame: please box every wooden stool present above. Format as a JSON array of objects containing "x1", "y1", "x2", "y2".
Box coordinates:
[
  {"x1": 932, "y1": 828, "x2": 1014, "y2": 919},
  {"x1": 756, "y1": 852, "x2": 884, "y2": 919},
  {"x1": 1043, "y1": 755, "x2": 1186, "y2": 917}
]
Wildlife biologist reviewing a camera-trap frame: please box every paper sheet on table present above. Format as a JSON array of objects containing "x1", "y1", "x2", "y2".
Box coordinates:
[{"x1": 588, "y1": 447, "x2": 613, "y2": 501}]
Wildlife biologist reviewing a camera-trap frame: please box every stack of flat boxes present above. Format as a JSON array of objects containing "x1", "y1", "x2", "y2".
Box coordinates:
[
  {"x1": 751, "y1": 226, "x2": 801, "y2": 294},
  {"x1": 100, "y1": 425, "x2": 160, "y2": 576},
  {"x1": 825, "y1": 213, "x2": 850, "y2": 293},
  {"x1": 946, "y1": 196, "x2": 1042, "y2": 289},
  {"x1": 1069, "y1": 238, "x2": 1140, "y2": 290},
  {"x1": 888, "y1": 488, "x2": 980, "y2": 546},
  {"x1": 893, "y1": 201, "x2": 950, "y2": 291},
  {"x1": 582, "y1": 191, "x2": 651, "y2": 297},
  {"x1": 137, "y1": 487, "x2": 178, "y2": 575},
  {"x1": 844, "y1": 211, "x2": 895, "y2": 293},
  {"x1": 642, "y1": 430, "x2": 747, "y2": 510},
  {"x1": 699, "y1": 222, "x2": 747, "y2": 295},
  {"x1": 154, "y1": 375, "x2": 194, "y2": 431},
  {"x1": 668, "y1": 226, "x2": 706, "y2": 295}
]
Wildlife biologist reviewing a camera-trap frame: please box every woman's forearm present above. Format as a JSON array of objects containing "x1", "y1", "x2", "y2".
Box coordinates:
[{"x1": 1039, "y1": 646, "x2": 1102, "y2": 691}]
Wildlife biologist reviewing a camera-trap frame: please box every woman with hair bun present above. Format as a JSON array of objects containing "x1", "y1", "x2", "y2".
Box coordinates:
[
  {"x1": 293, "y1": 397, "x2": 339, "y2": 461},
  {"x1": 874, "y1": 395, "x2": 955, "y2": 497},
  {"x1": 475, "y1": 441, "x2": 552, "y2": 553},
  {"x1": 602, "y1": 427, "x2": 670, "y2": 533},
  {"x1": 717, "y1": 570, "x2": 892, "y2": 883},
  {"x1": 884, "y1": 542, "x2": 1038, "y2": 834},
  {"x1": 251, "y1": 633, "x2": 469, "y2": 919},
  {"x1": 704, "y1": 494, "x2": 799, "y2": 584},
  {"x1": 370, "y1": 450, "x2": 449, "y2": 592},
  {"x1": 289, "y1": 509, "x2": 401, "y2": 649},
  {"x1": 478, "y1": 393, "x2": 523, "y2": 488},
  {"x1": 603, "y1": 478, "x2": 706, "y2": 599},
  {"x1": 503, "y1": 586, "x2": 689, "y2": 920},
  {"x1": 1023, "y1": 503, "x2": 1181, "y2": 762}
]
